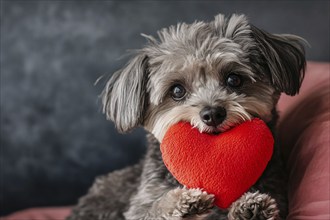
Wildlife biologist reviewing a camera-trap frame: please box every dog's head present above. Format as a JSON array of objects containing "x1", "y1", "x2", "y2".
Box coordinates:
[{"x1": 102, "y1": 14, "x2": 306, "y2": 141}]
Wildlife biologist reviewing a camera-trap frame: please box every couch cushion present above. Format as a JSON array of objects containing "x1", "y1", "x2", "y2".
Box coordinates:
[{"x1": 2, "y1": 207, "x2": 71, "y2": 220}]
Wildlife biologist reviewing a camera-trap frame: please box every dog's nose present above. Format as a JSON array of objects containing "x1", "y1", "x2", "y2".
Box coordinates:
[{"x1": 199, "y1": 106, "x2": 226, "y2": 127}]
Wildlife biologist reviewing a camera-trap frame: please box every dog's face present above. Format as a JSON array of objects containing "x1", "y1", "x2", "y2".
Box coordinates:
[{"x1": 102, "y1": 14, "x2": 306, "y2": 142}]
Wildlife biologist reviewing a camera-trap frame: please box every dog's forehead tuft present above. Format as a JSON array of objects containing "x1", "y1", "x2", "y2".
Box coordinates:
[
  {"x1": 142, "y1": 14, "x2": 253, "y2": 59},
  {"x1": 143, "y1": 14, "x2": 256, "y2": 88}
]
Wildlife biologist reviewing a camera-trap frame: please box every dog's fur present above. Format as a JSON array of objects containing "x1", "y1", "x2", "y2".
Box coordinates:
[{"x1": 67, "y1": 14, "x2": 306, "y2": 220}]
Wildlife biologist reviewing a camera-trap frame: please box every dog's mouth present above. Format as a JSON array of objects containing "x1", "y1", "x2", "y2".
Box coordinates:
[
  {"x1": 199, "y1": 124, "x2": 224, "y2": 135},
  {"x1": 197, "y1": 119, "x2": 244, "y2": 135},
  {"x1": 211, "y1": 131, "x2": 221, "y2": 135},
  {"x1": 189, "y1": 114, "x2": 252, "y2": 136}
]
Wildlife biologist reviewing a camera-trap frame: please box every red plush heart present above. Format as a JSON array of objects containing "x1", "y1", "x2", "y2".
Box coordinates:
[{"x1": 160, "y1": 118, "x2": 274, "y2": 209}]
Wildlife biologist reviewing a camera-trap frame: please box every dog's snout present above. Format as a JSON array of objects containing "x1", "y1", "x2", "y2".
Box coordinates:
[{"x1": 199, "y1": 106, "x2": 226, "y2": 127}]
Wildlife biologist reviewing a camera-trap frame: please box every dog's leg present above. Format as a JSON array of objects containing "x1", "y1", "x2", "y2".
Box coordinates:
[
  {"x1": 123, "y1": 135, "x2": 215, "y2": 220},
  {"x1": 156, "y1": 187, "x2": 215, "y2": 218},
  {"x1": 227, "y1": 191, "x2": 279, "y2": 220},
  {"x1": 124, "y1": 187, "x2": 214, "y2": 220}
]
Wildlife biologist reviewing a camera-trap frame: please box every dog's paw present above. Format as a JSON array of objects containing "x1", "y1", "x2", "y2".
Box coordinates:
[
  {"x1": 228, "y1": 191, "x2": 279, "y2": 220},
  {"x1": 166, "y1": 187, "x2": 214, "y2": 217}
]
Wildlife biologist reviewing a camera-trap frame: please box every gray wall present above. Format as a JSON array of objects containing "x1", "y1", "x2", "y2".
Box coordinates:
[{"x1": 1, "y1": 0, "x2": 329, "y2": 215}]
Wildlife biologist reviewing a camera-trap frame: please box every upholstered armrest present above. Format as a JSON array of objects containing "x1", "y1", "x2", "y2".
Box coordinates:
[{"x1": 277, "y1": 62, "x2": 330, "y2": 219}]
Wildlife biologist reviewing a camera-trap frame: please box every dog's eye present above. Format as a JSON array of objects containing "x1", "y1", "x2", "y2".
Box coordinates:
[
  {"x1": 170, "y1": 84, "x2": 186, "y2": 101},
  {"x1": 226, "y1": 74, "x2": 243, "y2": 88}
]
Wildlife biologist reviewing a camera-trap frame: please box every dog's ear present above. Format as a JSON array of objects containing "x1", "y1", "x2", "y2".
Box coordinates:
[
  {"x1": 251, "y1": 25, "x2": 306, "y2": 95},
  {"x1": 102, "y1": 54, "x2": 149, "y2": 133}
]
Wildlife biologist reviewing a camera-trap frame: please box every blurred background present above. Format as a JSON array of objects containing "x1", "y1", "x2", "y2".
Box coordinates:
[{"x1": 1, "y1": 0, "x2": 329, "y2": 216}]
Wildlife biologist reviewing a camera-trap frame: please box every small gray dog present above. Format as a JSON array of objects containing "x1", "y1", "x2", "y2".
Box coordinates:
[{"x1": 68, "y1": 14, "x2": 306, "y2": 220}]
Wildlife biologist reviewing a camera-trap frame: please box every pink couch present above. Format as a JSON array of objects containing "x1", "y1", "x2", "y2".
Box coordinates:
[{"x1": 2, "y1": 62, "x2": 329, "y2": 220}]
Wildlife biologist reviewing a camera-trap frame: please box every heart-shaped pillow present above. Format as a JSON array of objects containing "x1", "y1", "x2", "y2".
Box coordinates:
[{"x1": 160, "y1": 118, "x2": 274, "y2": 209}]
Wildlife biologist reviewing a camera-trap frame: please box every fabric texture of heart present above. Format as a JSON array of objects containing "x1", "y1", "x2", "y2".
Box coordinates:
[{"x1": 160, "y1": 118, "x2": 274, "y2": 209}]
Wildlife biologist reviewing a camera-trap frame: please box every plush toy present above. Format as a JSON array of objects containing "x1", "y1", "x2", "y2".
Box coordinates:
[{"x1": 160, "y1": 118, "x2": 274, "y2": 209}]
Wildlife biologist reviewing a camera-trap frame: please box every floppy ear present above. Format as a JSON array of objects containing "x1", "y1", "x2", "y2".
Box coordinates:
[
  {"x1": 102, "y1": 54, "x2": 149, "y2": 132},
  {"x1": 251, "y1": 25, "x2": 306, "y2": 95}
]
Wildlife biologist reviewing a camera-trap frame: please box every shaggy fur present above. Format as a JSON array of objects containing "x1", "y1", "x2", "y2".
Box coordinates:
[{"x1": 68, "y1": 14, "x2": 306, "y2": 220}]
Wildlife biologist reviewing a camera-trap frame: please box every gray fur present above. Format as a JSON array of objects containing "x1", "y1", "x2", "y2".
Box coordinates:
[
  {"x1": 228, "y1": 191, "x2": 279, "y2": 220},
  {"x1": 102, "y1": 54, "x2": 149, "y2": 133},
  {"x1": 68, "y1": 162, "x2": 143, "y2": 219},
  {"x1": 250, "y1": 25, "x2": 306, "y2": 96},
  {"x1": 68, "y1": 13, "x2": 306, "y2": 220}
]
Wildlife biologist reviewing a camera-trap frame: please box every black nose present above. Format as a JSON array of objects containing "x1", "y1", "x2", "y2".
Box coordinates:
[{"x1": 199, "y1": 106, "x2": 226, "y2": 127}]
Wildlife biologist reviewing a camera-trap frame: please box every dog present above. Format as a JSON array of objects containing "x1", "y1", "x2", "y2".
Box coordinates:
[{"x1": 67, "y1": 14, "x2": 306, "y2": 220}]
